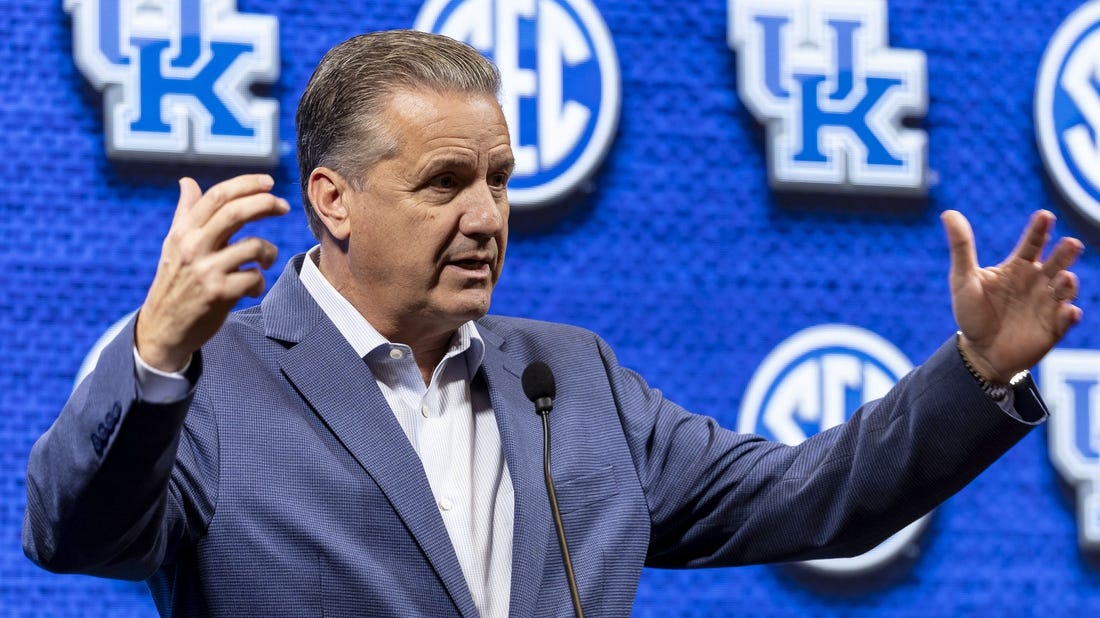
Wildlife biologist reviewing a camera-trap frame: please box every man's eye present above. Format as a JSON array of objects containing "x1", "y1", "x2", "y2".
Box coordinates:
[
  {"x1": 489, "y1": 173, "x2": 509, "y2": 189},
  {"x1": 431, "y1": 174, "x2": 458, "y2": 189}
]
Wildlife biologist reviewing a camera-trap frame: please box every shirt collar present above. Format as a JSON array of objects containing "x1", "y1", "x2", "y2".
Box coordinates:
[{"x1": 298, "y1": 246, "x2": 484, "y2": 369}]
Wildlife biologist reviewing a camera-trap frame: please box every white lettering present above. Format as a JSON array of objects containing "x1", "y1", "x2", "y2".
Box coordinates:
[
  {"x1": 537, "y1": 0, "x2": 590, "y2": 170},
  {"x1": 433, "y1": 0, "x2": 493, "y2": 49},
  {"x1": 820, "y1": 354, "x2": 859, "y2": 431},
  {"x1": 1061, "y1": 30, "x2": 1100, "y2": 193},
  {"x1": 494, "y1": 0, "x2": 538, "y2": 175},
  {"x1": 763, "y1": 360, "x2": 818, "y2": 444}
]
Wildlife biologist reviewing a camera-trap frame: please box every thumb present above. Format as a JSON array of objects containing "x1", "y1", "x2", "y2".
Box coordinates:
[
  {"x1": 173, "y1": 177, "x2": 203, "y2": 222},
  {"x1": 941, "y1": 210, "x2": 978, "y2": 286}
]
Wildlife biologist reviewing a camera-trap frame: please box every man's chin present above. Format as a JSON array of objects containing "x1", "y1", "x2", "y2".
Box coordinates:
[{"x1": 436, "y1": 291, "x2": 493, "y2": 323}]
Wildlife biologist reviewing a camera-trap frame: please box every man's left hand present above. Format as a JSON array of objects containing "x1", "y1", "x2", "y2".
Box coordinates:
[{"x1": 943, "y1": 209, "x2": 1084, "y2": 384}]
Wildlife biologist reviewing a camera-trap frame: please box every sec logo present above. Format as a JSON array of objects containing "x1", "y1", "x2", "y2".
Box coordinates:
[
  {"x1": 738, "y1": 324, "x2": 930, "y2": 577},
  {"x1": 414, "y1": 0, "x2": 621, "y2": 210},
  {"x1": 1036, "y1": 1, "x2": 1100, "y2": 229}
]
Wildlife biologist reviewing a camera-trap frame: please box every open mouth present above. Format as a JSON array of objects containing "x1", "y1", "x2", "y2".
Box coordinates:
[{"x1": 452, "y1": 259, "x2": 490, "y2": 270}]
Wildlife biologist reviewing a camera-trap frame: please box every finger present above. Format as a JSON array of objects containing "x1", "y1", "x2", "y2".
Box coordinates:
[
  {"x1": 1007, "y1": 210, "x2": 1054, "y2": 264},
  {"x1": 188, "y1": 174, "x2": 276, "y2": 226},
  {"x1": 171, "y1": 177, "x2": 204, "y2": 225},
  {"x1": 207, "y1": 237, "x2": 279, "y2": 274},
  {"x1": 202, "y1": 193, "x2": 290, "y2": 250},
  {"x1": 1052, "y1": 302, "x2": 1084, "y2": 338},
  {"x1": 224, "y1": 268, "x2": 268, "y2": 299},
  {"x1": 1040, "y1": 236, "x2": 1084, "y2": 279},
  {"x1": 1049, "y1": 270, "x2": 1079, "y2": 303},
  {"x1": 941, "y1": 210, "x2": 978, "y2": 283}
]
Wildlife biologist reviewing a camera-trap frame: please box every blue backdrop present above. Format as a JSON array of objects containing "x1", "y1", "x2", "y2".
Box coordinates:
[{"x1": 2, "y1": 0, "x2": 1099, "y2": 615}]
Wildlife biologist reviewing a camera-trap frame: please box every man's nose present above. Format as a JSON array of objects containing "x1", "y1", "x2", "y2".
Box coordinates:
[{"x1": 459, "y1": 184, "x2": 506, "y2": 239}]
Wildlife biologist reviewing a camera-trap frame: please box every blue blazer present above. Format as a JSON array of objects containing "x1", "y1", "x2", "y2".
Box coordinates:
[{"x1": 24, "y1": 255, "x2": 1044, "y2": 617}]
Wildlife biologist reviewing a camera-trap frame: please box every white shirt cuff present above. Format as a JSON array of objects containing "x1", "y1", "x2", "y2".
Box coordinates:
[{"x1": 133, "y1": 347, "x2": 193, "y2": 404}]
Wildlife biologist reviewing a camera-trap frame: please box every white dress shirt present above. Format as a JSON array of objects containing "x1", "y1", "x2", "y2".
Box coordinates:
[{"x1": 298, "y1": 248, "x2": 514, "y2": 617}]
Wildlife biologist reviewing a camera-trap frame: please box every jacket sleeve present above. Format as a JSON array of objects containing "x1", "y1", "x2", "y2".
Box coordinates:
[
  {"x1": 601, "y1": 335, "x2": 1045, "y2": 568},
  {"x1": 22, "y1": 315, "x2": 217, "y2": 580}
]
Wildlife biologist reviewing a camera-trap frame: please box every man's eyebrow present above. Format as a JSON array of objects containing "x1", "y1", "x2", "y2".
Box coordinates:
[
  {"x1": 417, "y1": 153, "x2": 477, "y2": 176},
  {"x1": 490, "y1": 152, "x2": 515, "y2": 173}
]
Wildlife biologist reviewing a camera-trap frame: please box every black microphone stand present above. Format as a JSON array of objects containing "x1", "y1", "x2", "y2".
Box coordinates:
[
  {"x1": 538, "y1": 406, "x2": 585, "y2": 618},
  {"x1": 524, "y1": 360, "x2": 584, "y2": 618}
]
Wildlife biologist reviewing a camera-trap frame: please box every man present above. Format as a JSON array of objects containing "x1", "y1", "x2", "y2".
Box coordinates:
[{"x1": 24, "y1": 30, "x2": 1083, "y2": 617}]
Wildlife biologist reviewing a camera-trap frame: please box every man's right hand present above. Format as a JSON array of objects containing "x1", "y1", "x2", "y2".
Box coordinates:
[{"x1": 135, "y1": 175, "x2": 289, "y2": 372}]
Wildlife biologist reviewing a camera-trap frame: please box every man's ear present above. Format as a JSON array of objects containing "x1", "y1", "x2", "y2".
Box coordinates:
[{"x1": 308, "y1": 166, "x2": 352, "y2": 241}]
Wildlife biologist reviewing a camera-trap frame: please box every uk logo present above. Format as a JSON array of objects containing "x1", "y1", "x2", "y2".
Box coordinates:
[
  {"x1": 1036, "y1": 1, "x2": 1100, "y2": 230},
  {"x1": 1041, "y1": 349, "x2": 1100, "y2": 555},
  {"x1": 738, "y1": 324, "x2": 929, "y2": 576},
  {"x1": 414, "y1": 0, "x2": 620, "y2": 210},
  {"x1": 65, "y1": 0, "x2": 280, "y2": 164},
  {"x1": 727, "y1": 0, "x2": 928, "y2": 195}
]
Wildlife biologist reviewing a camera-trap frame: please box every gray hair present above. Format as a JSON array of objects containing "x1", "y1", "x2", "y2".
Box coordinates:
[{"x1": 296, "y1": 29, "x2": 502, "y2": 239}]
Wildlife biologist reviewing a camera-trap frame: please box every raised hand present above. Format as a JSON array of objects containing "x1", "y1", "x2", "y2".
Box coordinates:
[
  {"x1": 942, "y1": 209, "x2": 1084, "y2": 383},
  {"x1": 135, "y1": 175, "x2": 290, "y2": 372}
]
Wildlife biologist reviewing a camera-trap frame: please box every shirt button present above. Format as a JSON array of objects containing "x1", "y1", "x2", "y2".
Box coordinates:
[
  {"x1": 421, "y1": 404, "x2": 431, "y2": 418},
  {"x1": 389, "y1": 348, "x2": 404, "y2": 360},
  {"x1": 439, "y1": 498, "x2": 453, "y2": 511}
]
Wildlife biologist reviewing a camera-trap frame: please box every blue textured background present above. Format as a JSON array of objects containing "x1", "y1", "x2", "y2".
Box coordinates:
[{"x1": 2, "y1": 0, "x2": 1099, "y2": 615}]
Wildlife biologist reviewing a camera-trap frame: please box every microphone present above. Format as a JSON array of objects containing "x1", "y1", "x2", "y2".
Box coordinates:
[
  {"x1": 521, "y1": 361, "x2": 584, "y2": 618},
  {"x1": 522, "y1": 361, "x2": 555, "y2": 415}
]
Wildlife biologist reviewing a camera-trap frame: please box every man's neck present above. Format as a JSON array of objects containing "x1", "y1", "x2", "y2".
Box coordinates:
[{"x1": 314, "y1": 245, "x2": 458, "y2": 386}]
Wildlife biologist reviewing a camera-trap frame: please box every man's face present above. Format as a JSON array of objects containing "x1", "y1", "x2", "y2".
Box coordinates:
[{"x1": 340, "y1": 88, "x2": 513, "y2": 339}]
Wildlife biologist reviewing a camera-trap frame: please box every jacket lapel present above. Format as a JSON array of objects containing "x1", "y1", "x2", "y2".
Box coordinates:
[
  {"x1": 477, "y1": 325, "x2": 553, "y2": 618},
  {"x1": 261, "y1": 256, "x2": 478, "y2": 617}
]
